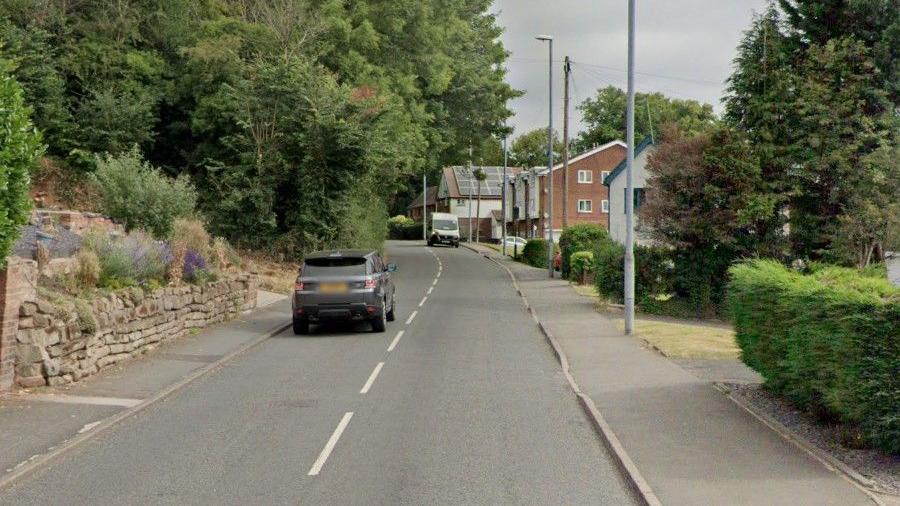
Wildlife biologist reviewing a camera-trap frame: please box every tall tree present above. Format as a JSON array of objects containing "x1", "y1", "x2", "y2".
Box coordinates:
[
  {"x1": 641, "y1": 125, "x2": 778, "y2": 310},
  {"x1": 574, "y1": 86, "x2": 717, "y2": 153},
  {"x1": 726, "y1": 2, "x2": 898, "y2": 262},
  {"x1": 509, "y1": 128, "x2": 561, "y2": 169}
]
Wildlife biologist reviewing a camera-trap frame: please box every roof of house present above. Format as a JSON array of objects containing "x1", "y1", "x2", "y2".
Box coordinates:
[
  {"x1": 407, "y1": 186, "x2": 438, "y2": 209},
  {"x1": 537, "y1": 140, "x2": 626, "y2": 175},
  {"x1": 603, "y1": 136, "x2": 654, "y2": 186},
  {"x1": 441, "y1": 166, "x2": 523, "y2": 199}
]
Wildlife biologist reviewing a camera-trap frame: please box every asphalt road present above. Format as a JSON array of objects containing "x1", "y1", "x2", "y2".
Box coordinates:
[{"x1": 0, "y1": 241, "x2": 635, "y2": 505}]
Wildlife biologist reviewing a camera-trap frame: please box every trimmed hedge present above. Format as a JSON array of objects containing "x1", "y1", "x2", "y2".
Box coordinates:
[
  {"x1": 728, "y1": 260, "x2": 899, "y2": 454},
  {"x1": 559, "y1": 224, "x2": 609, "y2": 279},
  {"x1": 593, "y1": 241, "x2": 672, "y2": 304},
  {"x1": 521, "y1": 239, "x2": 549, "y2": 268}
]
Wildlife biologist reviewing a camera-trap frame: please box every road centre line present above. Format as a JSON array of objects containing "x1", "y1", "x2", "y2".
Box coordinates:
[
  {"x1": 418, "y1": 296, "x2": 427, "y2": 307},
  {"x1": 405, "y1": 310, "x2": 418, "y2": 325},
  {"x1": 359, "y1": 362, "x2": 385, "y2": 394},
  {"x1": 432, "y1": 279, "x2": 438, "y2": 286},
  {"x1": 427, "y1": 286, "x2": 433, "y2": 295},
  {"x1": 388, "y1": 330, "x2": 404, "y2": 352},
  {"x1": 307, "y1": 412, "x2": 354, "y2": 476}
]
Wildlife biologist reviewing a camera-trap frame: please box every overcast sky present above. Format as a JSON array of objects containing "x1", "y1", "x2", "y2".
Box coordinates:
[{"x1": 491, "y1": 0, "x2": 769, "y2": 139}]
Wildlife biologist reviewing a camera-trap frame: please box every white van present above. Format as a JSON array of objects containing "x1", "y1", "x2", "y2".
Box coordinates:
[{"x1": 428, "y1": 212, "x2": 460, "y2": 248}]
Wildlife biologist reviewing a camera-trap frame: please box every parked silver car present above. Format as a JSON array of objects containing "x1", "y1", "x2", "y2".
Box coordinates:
[{"x1": 292, "y1": 250, "x2": 397, "y2": 334}]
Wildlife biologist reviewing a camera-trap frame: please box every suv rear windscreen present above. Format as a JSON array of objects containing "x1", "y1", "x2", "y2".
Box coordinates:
[{"x1": 302, "y1": 257, "x2": 367, "y2": 276}]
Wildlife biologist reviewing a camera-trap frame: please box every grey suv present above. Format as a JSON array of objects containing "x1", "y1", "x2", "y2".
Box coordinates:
[{"x1": 292, "y1": 250, "x2": 397, "y2": 334}]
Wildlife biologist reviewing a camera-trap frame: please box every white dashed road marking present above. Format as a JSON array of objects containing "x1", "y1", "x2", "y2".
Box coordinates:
[
  {"x1": 418, "y1": 296, "x2": 427, "y2": 307},
  {"x1": 405, "y1": 311, "x2": 418, "y2": 325},
  {"x1": 388, "y1": 330, "x2": 404, "y2": 352},
  {"x1": 18, "y1": 394, "x2": 142, "y2": 408},
  {"x1": 308, "y1": 412, "x2": 354, "y2": 476},
  {"x1": 359, "y1": 362, "x2": 385, "y2": 394}
]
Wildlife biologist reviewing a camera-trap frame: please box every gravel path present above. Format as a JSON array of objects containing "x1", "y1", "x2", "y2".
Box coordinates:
[{"x1": 728, "y1": 383, "x2": 900, "y2": 496}]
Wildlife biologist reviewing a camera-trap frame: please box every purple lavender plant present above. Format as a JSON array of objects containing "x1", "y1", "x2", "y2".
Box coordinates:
[{"x1": 182, "y1": 249, "x2": 207, "y2": 281}]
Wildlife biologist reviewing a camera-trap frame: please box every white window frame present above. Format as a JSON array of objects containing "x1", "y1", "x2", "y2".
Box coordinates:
[
  {"x1": 602, "y1": 199, "x2": 610, "y2": 213},
  {"x1": 601, "y1": 171, "x2": 611, "y2": 184},
  {"x1": 577, "y1": 170, "x2": 592, "y2": 184},
  {"x1": 577, "y1": 199, "x2": 592, "y2": 213}
]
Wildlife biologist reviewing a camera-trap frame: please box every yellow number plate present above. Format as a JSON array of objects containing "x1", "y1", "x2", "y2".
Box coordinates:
[{"x1": 319, "y1": 282, "x2": 349, "y2": 294}]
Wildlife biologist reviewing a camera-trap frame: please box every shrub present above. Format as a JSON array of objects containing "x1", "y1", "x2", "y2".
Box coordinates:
[
  {"x1": 83, "y1": 229, "x2": 167, "y2": 287},
  {"x1": 728, "y1": 260, "x2": 899, "y2": 454},
  {"x1": 521, "y1": 239, "x2": 550, "y2": 268},
  {"x1": 74, "y1": 249, "x2": 100, "y2": 288},
  {"x1": 559, "y1": 224, "x2": 611, "y2": 279},
  {"x1": 569, "y1": 251, "x2": 594, "y2": 284},
  {"x1": 0, "y1": 60, "x2": 44, "y2": 268},
  {"x1": 211, "y1": 236, "x2": 241, "y2": 270},
  {"x1": 92, "y1": 147, "x2": 197, "y2": 239},
  {"x1": 388, "y1": 215, "x2": 423, "y2": 240},
  {"x1": 593, "y1": 242, "x2": 673, "y2": 304},
  {"x1": 171, "y1": 218, "x2": 210, "y2": 260},
  {"x1": 182, "y1": 249, "x2": 207, "y2": 282}
]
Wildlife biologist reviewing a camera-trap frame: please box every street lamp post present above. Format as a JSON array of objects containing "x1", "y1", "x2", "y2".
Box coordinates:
[
  {"x1": 502, "y1": 136, "x2": 508, "y2": 257},
  {"x1": 624, "y1": 0, "x2": 636, "y2": 334},
  {"x1": 537, "y1": 34, "x2": 554, "y2": 278},
  {"x1": 422, "y1": 170, "x2": 427, "y2": 243}
]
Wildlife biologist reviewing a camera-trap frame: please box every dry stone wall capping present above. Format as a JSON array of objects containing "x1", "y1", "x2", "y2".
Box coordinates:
[{"x1": 12, "y1": 275, "x2": 258, "y2": 388}]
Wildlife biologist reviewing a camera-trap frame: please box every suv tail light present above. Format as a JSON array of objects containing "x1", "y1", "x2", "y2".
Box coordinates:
[
  {"x1": 364, "y1": 278, "x2": 377, "y2": 289},
  {"x1": 294, "y1": 281, "x2": 304, "y2": 291}
]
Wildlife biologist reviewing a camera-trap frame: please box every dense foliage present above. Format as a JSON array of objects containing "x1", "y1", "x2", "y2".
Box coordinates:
[
  {"x1": 574, "y1": 86, "x2": 716, "y2": 153},
  {"x1": 724, "y1": 3, "x2": 898, "y2": 265},
  {"x1": 558, "y1": 223, "x2": 609, "y2": 280},
  {"x1": 92, "y1": 149, "x2": 197, "y2": 239},
  {"x1": 593, "y1": 240, "x2": 672, "y2": 305},
  {"x1": 387, "y1": 215, "x2": 422, "y2": 240},
  {"x1": 641, "y1": 126, "x2": 778, "y2": 312},
  {"x1": 0, "y1": 0, "x2": 517, "y2": 258},
  {"x1": 520, "y1": 239, "x2": 549, "y2": 268},
  {"x1": 728, "y1": 260, "x2": 899, "y2": 454},
  {"x1": 508, "y1": 128, "x2": 561, "y2": 169},
  {"x1": 568, "y1": 251, "x2": 594, "y2": 284},
  {"x1": 0, "y1": 58, "x2": 43, "y2": 268}
]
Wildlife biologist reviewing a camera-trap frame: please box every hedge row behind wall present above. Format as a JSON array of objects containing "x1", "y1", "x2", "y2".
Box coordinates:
[{"x1": 728, "y1": 260, "x2": 899, "y2": 454}]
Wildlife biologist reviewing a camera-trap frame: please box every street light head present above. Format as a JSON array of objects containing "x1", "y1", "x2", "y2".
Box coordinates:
[{"x1": 535, "y1": 34, "x2": 553, "y2": 41}]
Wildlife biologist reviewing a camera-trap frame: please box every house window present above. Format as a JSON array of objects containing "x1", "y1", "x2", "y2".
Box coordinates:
[
  {"x1": 601, "y1": 171, "x2": 611, "y2": 184},
  {"x1": 457, "y1": 198, "x2": 465, "y2": 206},
  {"x1": 623, "y1": 188, "x2": 645, "y2": 213},
  {"x1": 577, "y1": 170, "x2": 592, "y2": 183},
  {"x1": 577, "y1": 200, "x2": 592, "y2": 213},
  {"x1": 602, "y1": 199, "x2": 609, "y2": 213}
]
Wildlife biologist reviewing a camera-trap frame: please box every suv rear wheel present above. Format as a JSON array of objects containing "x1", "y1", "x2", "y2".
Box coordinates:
[
  {"x1": 293, "y1": 317, "x2": 309, "y2": 335},
  {"x1": 386, "y1": 294, "x2": 396, "y2": 322},
  {"x1": 371, "y1": 298, "x2": 387, "y2": 332}
]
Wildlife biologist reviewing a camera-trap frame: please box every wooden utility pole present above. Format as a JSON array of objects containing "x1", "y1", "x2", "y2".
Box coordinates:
[{"x1": 562, "y1": 56, "x2": 571, "y2": 229}]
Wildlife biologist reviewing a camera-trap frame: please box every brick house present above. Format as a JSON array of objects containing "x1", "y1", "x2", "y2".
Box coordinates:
[
  {"x1": 504, "y1": 140, "x2": 626, "y2": 240},
  {"x1": 436, "y1": 166, "x2": 517, "y2": 241},
  {"x1": 406, "y1": 186, "x2": 437, "y2": 222}
]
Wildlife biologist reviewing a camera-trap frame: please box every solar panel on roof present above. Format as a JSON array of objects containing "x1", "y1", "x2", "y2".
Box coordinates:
[{"x1": 453, "y1": 166, "x2": 505, "y2": 197}]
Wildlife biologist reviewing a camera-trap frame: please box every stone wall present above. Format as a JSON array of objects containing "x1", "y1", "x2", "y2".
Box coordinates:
[
  {"x1": 13, "y1": 275, "x2": 257, "y2": 388},
  {"x1": 34, "y1": 209, "x2": 122, "y2": 235}
]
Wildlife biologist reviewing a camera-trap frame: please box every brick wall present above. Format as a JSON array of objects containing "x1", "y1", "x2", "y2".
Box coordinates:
[{"x1": 0, "y1": 258, "x2": 38, "y2": 391}]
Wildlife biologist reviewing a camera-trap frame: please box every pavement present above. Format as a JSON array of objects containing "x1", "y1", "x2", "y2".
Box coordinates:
[
  {"x1": 0, "y1": 241, "x2": 636, "y2": 505},
  {"x1": 469, "y1": 242, "x2": 876, "y2": 506}
]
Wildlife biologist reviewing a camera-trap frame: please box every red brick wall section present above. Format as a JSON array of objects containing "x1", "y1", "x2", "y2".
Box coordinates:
[{"x1": 0, "y1": 258, "x2": 38, "y2": 391}]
